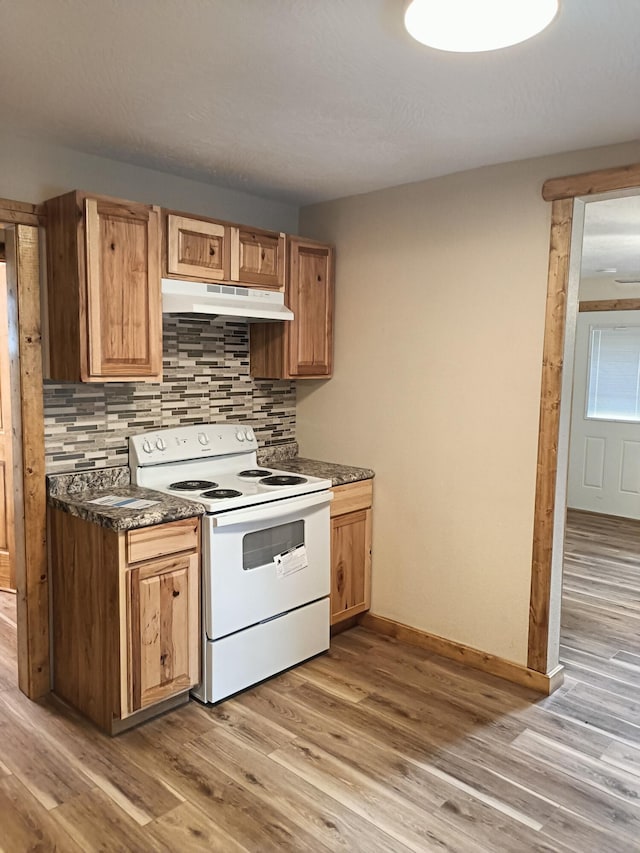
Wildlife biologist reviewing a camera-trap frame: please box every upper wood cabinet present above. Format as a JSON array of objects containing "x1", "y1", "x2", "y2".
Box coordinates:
[
  {"x1": 231, "y1": 227, "x2": 285, "y2": 289},
  {"x1": 166, "y1": 214, "x2": 230, "y2": 282},
  {"x1": 250, "y1": 237, "x2": 334, "y2": 379},
  {"x1": 164, "y1": 212, "x2": 285, "y2": 291},
  {"x1": 45, "y1": 191, "x2": 162, "y2": 383}
]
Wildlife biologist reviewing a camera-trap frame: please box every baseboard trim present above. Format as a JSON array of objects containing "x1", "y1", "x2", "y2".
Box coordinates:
[
  {"x1": 331, "y1": 616, "x2": 360, "y2": 637},
  {"x1": 359, "y1": 613, "x2": 564, "y2": 695}
]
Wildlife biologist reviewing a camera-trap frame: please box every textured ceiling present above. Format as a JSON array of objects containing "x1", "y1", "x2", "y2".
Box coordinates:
[{"x1": 1, "y1": 0, "x2": 640, "y2": 204}]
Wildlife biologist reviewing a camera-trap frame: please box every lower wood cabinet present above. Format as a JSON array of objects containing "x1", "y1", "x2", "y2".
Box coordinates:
[
  {"x1": 128, "y1": 551, "x2": 199, "y2": 713},
  {"x1": 330, "y1": 479, "x2": 373, "y2": 625},
  {"x1": 49, "y1": 511, "x2": 201, "y2": 734}
]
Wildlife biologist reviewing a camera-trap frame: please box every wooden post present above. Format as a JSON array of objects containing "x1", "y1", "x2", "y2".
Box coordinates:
[{"x1": 6, "y1": 224, "x2": 49, "y2": 698}]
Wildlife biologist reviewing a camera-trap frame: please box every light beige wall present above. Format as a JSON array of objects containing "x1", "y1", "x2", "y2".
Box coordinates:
[
  {"x1": 298, "y1": 141, "x2": 640, "y2": 665},
  {"x1": 0, "y1": 129, "x2": 298, "y2": 232}
]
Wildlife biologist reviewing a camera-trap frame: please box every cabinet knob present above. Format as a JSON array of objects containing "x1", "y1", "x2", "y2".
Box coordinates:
[{"x1": 172, "y1": 590, "x2": 180, "y2": 598}]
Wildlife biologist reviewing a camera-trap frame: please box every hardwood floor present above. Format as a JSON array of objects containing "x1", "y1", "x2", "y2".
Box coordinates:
[{"x1": 1, "y1": 509, "x2": 640, "y2": 851}]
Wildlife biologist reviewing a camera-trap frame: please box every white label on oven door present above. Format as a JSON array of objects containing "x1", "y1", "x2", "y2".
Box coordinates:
[{"x1": 275, "y1": 544, "x2": 308, "y2": 578}]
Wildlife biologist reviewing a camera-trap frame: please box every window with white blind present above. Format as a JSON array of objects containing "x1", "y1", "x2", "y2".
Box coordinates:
[{"x1": 587, "y1": 324, "x2": 640, "y2": 421}]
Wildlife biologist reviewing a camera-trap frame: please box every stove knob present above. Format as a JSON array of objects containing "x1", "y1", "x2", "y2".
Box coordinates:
[
  {"x1": 198, "y1": 432, "x2": 210, "y2": 446},
  {"x1": 156, "y1": 438, "x2": 167, "y2": 451},
  {"x1": 245, "y1": 428, "x2": 254, "y2": 441},
  {"x1": 142, "y1": 439, "x2": 152, "y2": 454},
  {"x1": 235, "y1": 431, "x2": 245, "y2": 442}
]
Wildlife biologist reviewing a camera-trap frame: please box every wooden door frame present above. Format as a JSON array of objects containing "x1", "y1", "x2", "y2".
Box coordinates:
[
  {"x1": 528, "y1": 163, "x2": 640, "y2": 674},
  {"x1": 0, "y1": 197, "x2": 49, "y2": 699}
]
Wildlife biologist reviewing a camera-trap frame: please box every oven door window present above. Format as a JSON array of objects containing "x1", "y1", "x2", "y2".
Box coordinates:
[{"x1": 243, "y1": 520, "x2": 305, "y2": 570}]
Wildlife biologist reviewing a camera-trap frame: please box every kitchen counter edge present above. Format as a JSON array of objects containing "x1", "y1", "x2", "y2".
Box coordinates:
[{"x1": 47, "y1": 477, "x2": 206, "y2": 532}]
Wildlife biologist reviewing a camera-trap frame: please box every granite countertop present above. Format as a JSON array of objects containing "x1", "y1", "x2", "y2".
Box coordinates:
[
  {"x1": 47, "y1": 467, "x2": 206, "y2": 532},
  {"x1": 282, "y1": 457, "x2": 375, "y2": 487},
  {"x1": 46, "y1": 453, "x2": 373, "y2": 529}
]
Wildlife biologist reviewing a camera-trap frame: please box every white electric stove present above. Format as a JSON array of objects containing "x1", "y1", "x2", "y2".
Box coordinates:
[{"x1": 130, "y1": 423, "x2": 332, "y2": 703}]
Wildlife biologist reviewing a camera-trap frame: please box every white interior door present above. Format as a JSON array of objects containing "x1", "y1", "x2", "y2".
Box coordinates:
[{"x1": 568, "y1": 310, "x2": 640, "y2": 518}]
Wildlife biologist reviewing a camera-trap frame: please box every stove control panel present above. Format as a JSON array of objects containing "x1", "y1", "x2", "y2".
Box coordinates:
[{"x1": 130, "y1": 423, "x2": 259, "y2": 467}]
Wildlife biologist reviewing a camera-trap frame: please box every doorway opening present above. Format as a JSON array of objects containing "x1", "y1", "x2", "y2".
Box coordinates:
[
  {"x1": 528, "y1": 162, "x2": 640, "y2": 690},
  {"x1": 560, "y1": 194, "x2": 640, "y2": 701}
]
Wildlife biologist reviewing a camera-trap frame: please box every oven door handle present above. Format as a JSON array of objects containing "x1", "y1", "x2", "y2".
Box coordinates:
[{"x1": 210, "y1": 490, "x2": 333, "y2": 528}]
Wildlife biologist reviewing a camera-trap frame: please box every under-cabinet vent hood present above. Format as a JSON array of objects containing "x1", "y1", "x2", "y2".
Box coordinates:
[{"x1": 161, "y1": 278, "x2": 293, "y2": 322}]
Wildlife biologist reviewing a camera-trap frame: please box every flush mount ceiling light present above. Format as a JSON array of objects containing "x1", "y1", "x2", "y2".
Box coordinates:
[{"x1": 404, "y1": 0, "x2": 559, "y2": 52}]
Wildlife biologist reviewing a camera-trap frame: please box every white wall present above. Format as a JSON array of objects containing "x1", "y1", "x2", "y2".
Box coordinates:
[
  {"x1": 579, "y1": 274, "x2": 640, "y2": 301},
  {"x1": 298, "y1": 140, "x2": 640, "y2": 666},
  {"x1": 0, "y1": 129, "x2": 298, "y2": 232}
]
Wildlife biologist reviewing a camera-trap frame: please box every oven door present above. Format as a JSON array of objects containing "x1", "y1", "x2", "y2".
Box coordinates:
[{"x1": 203, "y1": 490, "x2": 332, "y2": 640}]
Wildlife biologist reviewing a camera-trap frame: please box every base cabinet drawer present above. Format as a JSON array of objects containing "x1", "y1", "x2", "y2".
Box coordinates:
[{"x1": 126, "y1": 517, "x2": 199, "y2": 564}]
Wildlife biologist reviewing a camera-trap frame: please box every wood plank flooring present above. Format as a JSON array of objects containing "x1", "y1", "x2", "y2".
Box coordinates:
[{"x1": 1, "y1": 509, "x2": 640, "y2": 851}]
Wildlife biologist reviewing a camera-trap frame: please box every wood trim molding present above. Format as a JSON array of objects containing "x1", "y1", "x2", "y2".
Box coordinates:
[
  {"x1": 5, "y1": 225, "x2": 49, "y2": 698},
  {"x1": 360, "y1": 613, "x2": 564, "y2": 696},
  {"x1": 527, "y1": 198, "x2": 573, "y2": 673},
  {"x1": 0, "y1": 198, "x2": 41, "y2": 227},
  {"x1": 530, "y1": 160, "x2": 640, "y2": 680},
  {"x1": 542, "y1": 162, "x2": 640, "y2": 202},
  {"x1": 579, "y1": 298, "x2": 640, "y2": 312}
]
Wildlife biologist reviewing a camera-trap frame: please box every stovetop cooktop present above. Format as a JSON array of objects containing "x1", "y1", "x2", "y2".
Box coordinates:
[{"x1": 129, "y1": 424, "x2": 331, "y2": 513}]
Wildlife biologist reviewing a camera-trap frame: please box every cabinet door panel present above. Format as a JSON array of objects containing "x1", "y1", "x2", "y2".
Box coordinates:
[
  {"x1": 128, "y1": 553, "x2": 199, "y2": 712},
  {"x1": 231, "y1": 228, "x2": 285, "y2": 289},
  {"x1": 287, "y1": 240, "x2": 333, "y2": 377},
  {"x1": 85, "y1": 198, "x2": 161, "y2": 379},
  {"x1": 167, "y1": 215, "x2": 230, "y2": 281},
  {"x1": 331, "y1": 508, "x2": 371, "y2": 624}
]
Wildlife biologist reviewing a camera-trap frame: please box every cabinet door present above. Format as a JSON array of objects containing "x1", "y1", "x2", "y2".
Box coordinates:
[
  {"x1": 167, "y1": 214, "x2": 230, "y2": 282},
  {"x1": 85, "y1": 197, "x2": 162, "y2": 380},
  {"x1": 331, "y1": 508, "x2": 372, "y2": 625},
  {"x1": 287, "y1": 239, "x2": 333, "y2": 377},
  {"x1": 127, "y1": 552, "x2": 199, "y2": 713},
  {"x1": 231, "y1": 227, "x2": 285, "y2": 290}
]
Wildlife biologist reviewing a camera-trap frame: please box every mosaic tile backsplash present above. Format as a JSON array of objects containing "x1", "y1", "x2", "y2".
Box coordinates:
[{"x1": 44, "y1": 317, "x2": 296, "y2": 473}]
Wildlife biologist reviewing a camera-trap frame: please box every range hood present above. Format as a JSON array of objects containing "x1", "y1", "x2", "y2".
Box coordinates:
[{"x1": 161, "y1": 278, "x2": 293, "y2": 322}]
